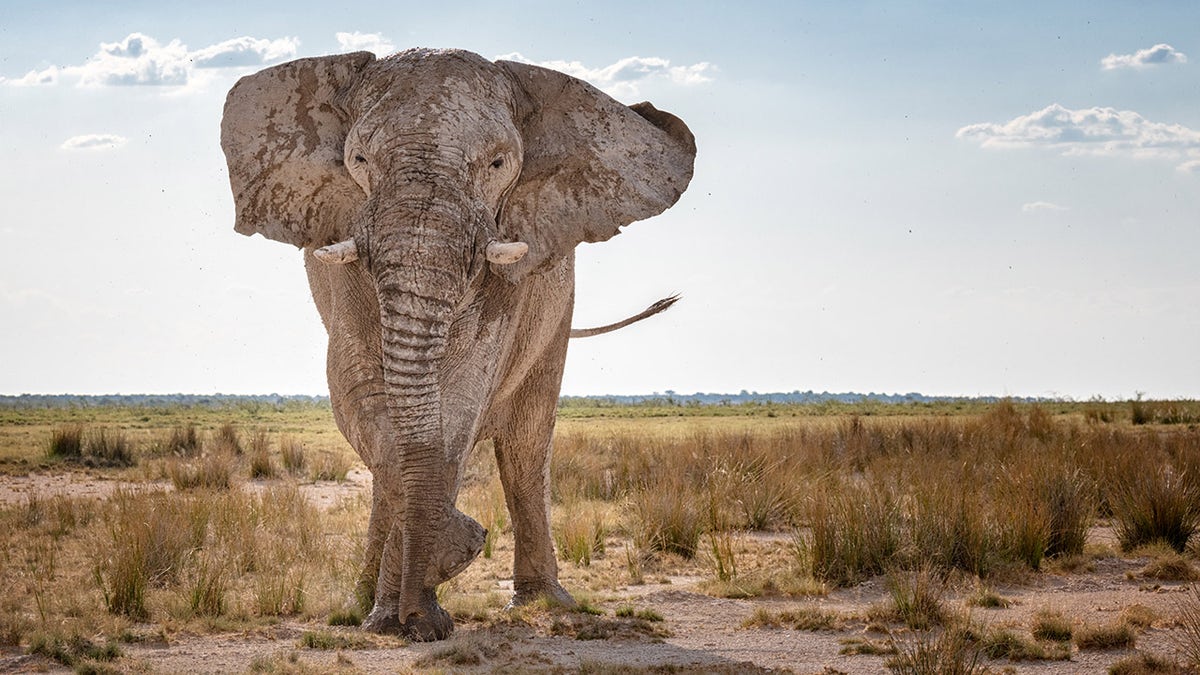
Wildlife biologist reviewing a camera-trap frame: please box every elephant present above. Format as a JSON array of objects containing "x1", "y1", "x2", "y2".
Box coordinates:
[{"x1": 219, "y1": 47, "x2": 695, "y2": 640}]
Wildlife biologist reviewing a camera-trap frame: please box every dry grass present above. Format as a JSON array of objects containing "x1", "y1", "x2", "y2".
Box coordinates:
[
  {"x1": 3, "y1": 398, "x2": 1200, "y2": 670},
  {"x1": 1170, "y1": 584, "x2": 1200, "y2": 669},
  {"x1": 1076, "y1": 620, "x2": 1137, "y2": 650},
  {"x1": 1031, "y1": 608, "x2": 1073, "y2": 642}
]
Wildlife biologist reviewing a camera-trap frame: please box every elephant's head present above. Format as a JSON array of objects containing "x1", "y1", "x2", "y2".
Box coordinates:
[
  {"x1": 222, "y1": 47, "x2": 693, "y2": 403},
  {"x1": 220, "y1": 47, "x2": 694, "y2": 637}
]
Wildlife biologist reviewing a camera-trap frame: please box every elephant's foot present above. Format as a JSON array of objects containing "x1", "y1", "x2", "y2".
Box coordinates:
[
  {"x1": 362, "y1": 590, "x2": 454, "y2": 641},
  {"x1": 424, "y1": 509, "x2": 486, "y2": 586},
  {"x1": 400, "y1": 601, "x2": 454, "y2": 641},
  {"x1": 507, "y1": 579, "x2": 577, "y2": 610},
  {"x1": 361, "y1": 606, "x2": 402, "y2": 634}
]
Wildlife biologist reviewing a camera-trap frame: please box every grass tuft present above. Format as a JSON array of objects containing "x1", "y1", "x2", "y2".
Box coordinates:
[
  {"x1": 1110, "y1": 465, "x2": 1200, "y2": 553},
  {"x1": 886, "y1": 566, "x2": 949, "y2": 630},
  {"x1": 886, "y1": 624, "x2": 985, "y2": 674},
  {"x1": 1032, "y1": 608, "x2": 1073, "y2": 642},
  {"x1": 1171, "y1": 585, "x2": 1200, "y2": 669},
  {"x1": 1075, "y1": 620, "x2": 1137, "y2": 650},
  {"x1": 47, "y1": 424, "x2": 84, "y2": 459}
]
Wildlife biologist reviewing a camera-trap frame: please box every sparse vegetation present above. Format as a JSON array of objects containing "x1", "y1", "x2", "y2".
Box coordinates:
[
  {"x1": 1076, "y1": 620, "x2": 1137, "y2": 650},
  {"x1": 1032, "y1": 608, "x2": 1073, "y2": 642},
  {"x1": 1170, "y1": 585, "x2": 1200, "y2": 669},
  {"x1": 1109, "y1": 464, "x2": 1200, "y2": 552},
  {"x1": 2, "y1": 398, "x2": 1200, "y2": 672}
]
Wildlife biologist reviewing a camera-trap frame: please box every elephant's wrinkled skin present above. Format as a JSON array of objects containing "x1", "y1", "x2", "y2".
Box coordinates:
[{"x1": 219, "y1": 48, "x2": 695, "y2": 640}]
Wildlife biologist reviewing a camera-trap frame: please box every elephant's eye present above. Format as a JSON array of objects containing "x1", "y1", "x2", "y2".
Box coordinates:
[
  {"x1": 490, "y1": 157, "x2": 505, "y2": 169},
  {"x1": 354, "y1": 154, "x2": 367, "y2": 164}
]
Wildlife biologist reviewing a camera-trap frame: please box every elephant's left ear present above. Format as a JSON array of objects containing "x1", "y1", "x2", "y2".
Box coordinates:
[{"x1": 495, "y1": 60, "x2": 696, "y2": 280}]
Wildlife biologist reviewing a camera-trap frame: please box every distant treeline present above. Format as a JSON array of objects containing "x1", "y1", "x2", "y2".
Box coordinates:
[
  {"x1": 0, "y1": 394, "x2": 331, "y2": 409},
  {"x1": 560, "y1": 390, "x2": 1044, "y2": 407},
  {"x1": 0, "y1": 390, "x2": 1045, "y2": 409}
]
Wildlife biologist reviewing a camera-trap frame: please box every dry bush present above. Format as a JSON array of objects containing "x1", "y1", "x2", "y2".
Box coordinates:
[
  {"x1": 168, "y1": 451, "x2": 236, "y2": 491},
  {"x1": 798, "y1": 478, "x2": 902, "y2": 586},
  {"x1": 1110, "y1": 465, "x2": 1200, "y2": 552},
  {"x1": 908, "y1": 474, "x2": 1004, "y2": 577},
  {"x1": 1032, "y1": 608, "x2": 1073, "y2": 642},
  {"x1": 554, "y1": 502, "x2": 608, "y2": 567},
  {"x1": 886, "y1": 624, "x2": 985, "y2": 674},
  {"x1": 886, "y1": 566, "x2": 950, "y2": 630},
  {"x1": 82, "y1": 428, "x2": 136, "y2": 467},
  {"x1": 167, "y1": 423, "x2": 201, "y2": 457},
  {"x1": 214, "y1": 422, "x2": 242, "y2": 455},
  {"x1": 1140, "y1": 550, "x2": 1200, "y2": 581},
  {"x1": 280, "y1": 435, "x2": 307, "y2": 475},
  {"x1": 47, "y1": 425, "x2": 135, "y2": 467},
  {"x1": 248, "y1": 430, "x2": 277, "y2": 479},
  {"x1": 1108, "y1": 652, "x2": 1187, "y2": 674},
  {"x1": 310, "y1": 451, "x2": 352, "y2": 482},
  {"x1": 1171, "y1": 585, "x2": 1200, "y2": 669},
  {"x1": 186, "y1": 551, "x2": 229, "y2": 617},
  {"x1": 1075, "y1": 620, "x2": 1136, "y2": 650},
  {"x1": 47, "y1": 424, "x2": 84, "y2": 459},
  {"x1": 628, "y1": 469, "x2": 706, "y2": 559},
  {"x1": 979, "y1": 626, "x2": 1069, "y2": 661},
  {"x1": 92, "y1": 489, "x2": 210, "y2": 619},
  {"x1": 967, "y1": 586, "x2": 1011, "y2": 609}
]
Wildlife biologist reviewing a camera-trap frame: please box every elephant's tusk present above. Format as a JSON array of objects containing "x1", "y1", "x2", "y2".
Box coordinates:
[
  {"x1": 313, "y1": 239, "x2": 359, "y2": 264},
  {"x1": 485, "y1": 241, "x2": 528, "y2": 265}
]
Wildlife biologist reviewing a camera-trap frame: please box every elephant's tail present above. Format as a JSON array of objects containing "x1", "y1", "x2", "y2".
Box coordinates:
[{"x1": 569, "y1": 295, "x2": 680, "y2": 338}]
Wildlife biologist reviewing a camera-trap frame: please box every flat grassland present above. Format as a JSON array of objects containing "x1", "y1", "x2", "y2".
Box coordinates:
[{"x1": 1, "y1": 398, "x2": 1199, "y2": 673}]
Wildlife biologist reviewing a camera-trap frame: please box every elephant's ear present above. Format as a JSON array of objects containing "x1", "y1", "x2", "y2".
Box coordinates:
[
  {"x1": 496, "y1": 60, "x2": 696, "y2": 279},
  {"x1": 220, "y1": 52, "x2": 375, "y2": 248}
]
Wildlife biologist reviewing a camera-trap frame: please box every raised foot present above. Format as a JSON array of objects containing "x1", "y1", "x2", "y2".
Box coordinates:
[{"x1": 425, "y1": 509, "x2": 486, "y2": 586}]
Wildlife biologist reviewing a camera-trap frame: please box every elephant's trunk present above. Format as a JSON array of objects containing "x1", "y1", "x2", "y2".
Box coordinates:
[{"x1": 369, "y1": 196, "x2": 473, "y2": 626}]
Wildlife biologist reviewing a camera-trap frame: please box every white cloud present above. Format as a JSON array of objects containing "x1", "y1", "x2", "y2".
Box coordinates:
[
  {"x1": 957, "y1": 103, "x2": 1200, "y2": 171},
  {"x1": 191, "y1": 36, "x2": 300, "y2": 69},
  {"x1": 1178, "y1": 159, "x2": 1200, "y2": 174},
  {"x1": 61, "y1": 134, "x2": 128, "y2": 151},
  {"x1": 79, "y1": 33, "x2": 190, "y2": 86},
  {"x1": 496, "y1": 52, "x2": 715, "y2": 98},
  {"x1": 1101, "y1": 43, "x2": 1187, "y2": 70},
  {"x1": 0, "y1": 65, "x2": 58, "y2": 86},
  {"x1": 1022, "y1": 201, "x2": 1068, "y2": 213},
  {"x1": 335, "y1": 31, "x2": 395, "y2": 56},
  {"x1": 2, "y1": 32, "x2": 298, "y2": 89}
]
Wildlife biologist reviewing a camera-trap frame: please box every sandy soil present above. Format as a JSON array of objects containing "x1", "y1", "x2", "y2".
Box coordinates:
[{"x1": 2, "y1": 470, "x2": 1195, "y2": 674}]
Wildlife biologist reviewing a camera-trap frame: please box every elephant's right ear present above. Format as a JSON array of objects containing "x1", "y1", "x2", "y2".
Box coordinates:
[{"x1": 220, "y1": 52, "x2": 375, "y2": 248}]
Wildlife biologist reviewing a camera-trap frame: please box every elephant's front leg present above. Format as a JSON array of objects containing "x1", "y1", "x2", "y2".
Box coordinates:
[
  {"x1": 493, "y1": 369, "x2": 577, "y2": 608},
  {"x1": 362, "y1": 464, "x2": 486, "y2": 639}
]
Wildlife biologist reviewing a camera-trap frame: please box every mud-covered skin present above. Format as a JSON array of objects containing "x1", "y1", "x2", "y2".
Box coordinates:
[{"x1": 220, "y1": 48, "x2": 695, "y2": 640}]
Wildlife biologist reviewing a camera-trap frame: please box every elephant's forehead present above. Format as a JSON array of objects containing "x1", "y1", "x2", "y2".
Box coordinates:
[{"x1": 356, "y1": 50, "x2": 513, "y2": 121}]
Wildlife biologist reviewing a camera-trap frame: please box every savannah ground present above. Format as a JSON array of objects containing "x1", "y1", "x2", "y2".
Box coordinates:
[{"x1": 1, "y1": 398, "x2": 1200, "y2": 673}]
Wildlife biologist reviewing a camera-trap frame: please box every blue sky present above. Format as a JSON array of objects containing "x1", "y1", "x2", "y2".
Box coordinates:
[{"x1": 1, "y1": 1, "x2": 1196, "y2": 398}]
